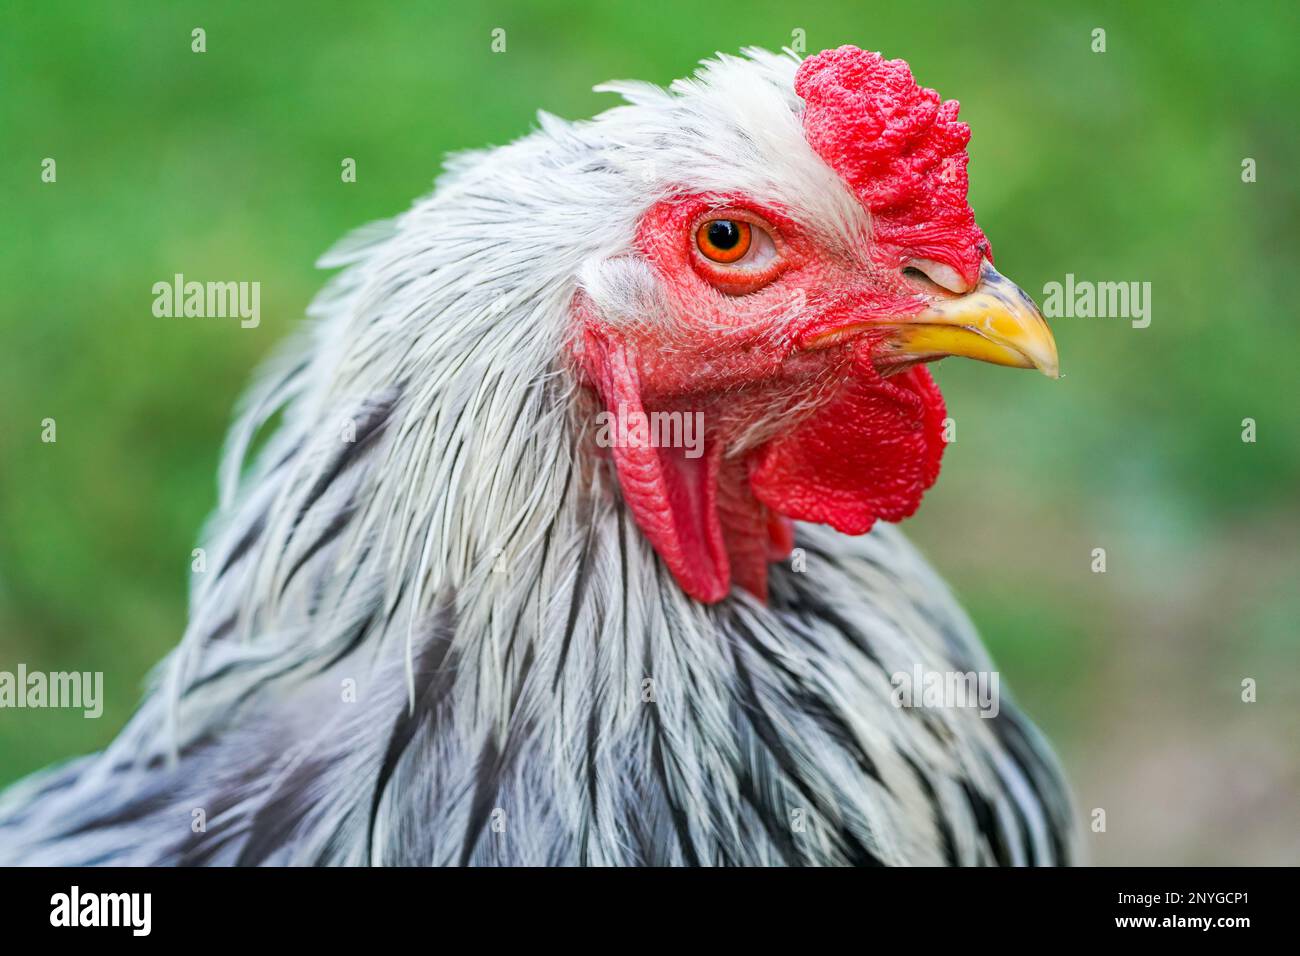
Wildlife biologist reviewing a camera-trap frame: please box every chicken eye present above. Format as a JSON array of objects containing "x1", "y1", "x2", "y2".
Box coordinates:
[
  {"x1": 687, "y1": 212, "x2": 781, "y2": 294},
  {"x1": 696, "y1": 219, "x2": 752, "y2": 264}
]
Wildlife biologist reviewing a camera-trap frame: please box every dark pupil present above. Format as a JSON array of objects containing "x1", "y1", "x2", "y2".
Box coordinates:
[{"x1": 707, "y1": 220, "x2": 740, "y2": 250}]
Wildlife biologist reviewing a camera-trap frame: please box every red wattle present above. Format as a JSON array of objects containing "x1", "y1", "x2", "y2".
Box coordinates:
[
  {"x1": 583, "y1": 331, "x2": 732, "y2": 603},
  {"x1": 749, "y1": 351, "x2": 947, "y2": 537}
]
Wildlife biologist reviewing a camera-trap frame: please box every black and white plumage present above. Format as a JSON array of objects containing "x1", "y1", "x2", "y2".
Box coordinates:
[{"x1": 0, "y1": 49, "x2": 1076, "y2": 866}]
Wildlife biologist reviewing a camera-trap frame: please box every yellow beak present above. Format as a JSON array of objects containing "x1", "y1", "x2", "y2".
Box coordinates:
[{"x1": 878, "y1": 260, "x2": 1060, "y2": 378}]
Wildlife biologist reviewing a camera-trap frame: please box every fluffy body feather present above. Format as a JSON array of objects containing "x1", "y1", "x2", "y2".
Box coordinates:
[{"x1": 0, "y1": 49, "x2": 1076, "y2": 866}]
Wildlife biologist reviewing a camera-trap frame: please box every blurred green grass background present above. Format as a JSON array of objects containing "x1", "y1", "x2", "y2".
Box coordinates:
[{"x1": 1, "y1": 1, "x2": 1296, "y2": 863}]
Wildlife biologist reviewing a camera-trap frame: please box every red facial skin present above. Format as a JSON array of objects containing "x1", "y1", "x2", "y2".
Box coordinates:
[
  {"x1": 577, "y1": 46, "x2": 986, "y2": 604},
  {"x1": 579, "y1": 194, "x2": 948, "y2": 603}
]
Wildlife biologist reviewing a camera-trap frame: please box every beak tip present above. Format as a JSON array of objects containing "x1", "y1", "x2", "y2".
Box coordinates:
[{"x1": 1031, "y1": 341, "x2": 1061, "y2": 380}]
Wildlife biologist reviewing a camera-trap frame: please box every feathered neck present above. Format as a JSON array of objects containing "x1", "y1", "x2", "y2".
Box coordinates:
[{"x1": 167, "y1": 138, "x2": 684, "y2": 749}]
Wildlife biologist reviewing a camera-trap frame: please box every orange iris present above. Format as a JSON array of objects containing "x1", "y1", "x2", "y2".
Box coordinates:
[{"x1": 696, "y1": 219, "x2": 752, "y2": 264}]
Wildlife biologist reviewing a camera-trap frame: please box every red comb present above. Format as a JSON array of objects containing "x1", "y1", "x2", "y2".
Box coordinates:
[{"x1": 795, "y1": 46, "x2": 989, "y2": 283}]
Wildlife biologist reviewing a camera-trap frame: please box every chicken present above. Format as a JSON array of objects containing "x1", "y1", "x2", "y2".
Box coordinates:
[{"x1": 0, "y1": 46, "x2": 1075, "y2": 866}]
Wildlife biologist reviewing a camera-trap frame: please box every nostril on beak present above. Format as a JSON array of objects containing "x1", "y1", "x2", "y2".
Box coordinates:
[{"x1": 901, "y1": 258, "x2": 969, "y2": 296}]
